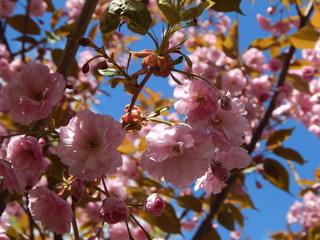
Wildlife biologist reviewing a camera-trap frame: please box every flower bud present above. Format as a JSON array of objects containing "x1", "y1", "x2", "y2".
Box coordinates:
[
  {"x1": 220, "y1": 95, "x2": 232, "y2": 111},
  {"x1": 100, "y1": 196, "x2": 129, "y2": 224},
  {"x1": 210, "y1": 161, "x2": 230, "y2": 182},
  {"x1": 71, "y1": 179, "x2": 86, "y2": 201},
  {"x1": 78, "y1": 38, "x2": 92, "y2": 47},
  {"x1": 121, "y1": 105, "x2": 147, "y2": 131},
  {"x1": 82, "y1": 63, "x2": 90, "y2": 74},
  {"x1": 143, "y1": 193, "x2": 165, "y2": 217},
  {"x1": 97, "y1": 61, "x2": 108, "y2": 70}
]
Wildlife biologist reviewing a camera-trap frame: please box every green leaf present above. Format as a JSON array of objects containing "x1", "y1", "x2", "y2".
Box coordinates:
[
  {"x1": 286, "y1": 74, "x2": 310, "y2": 94},
  {"x1": 177, "y1": 195, "x2": 202, "y2": 213},
  {"x1": 139, "y1": 203, "x2": 181, "y2": 234},
  {"x1": 98, "y1": 68, "x2": 120, "y2": 77},
  {"x1": 273, "y1": 146, "x2": 305, "y2": 165},
  {"x1": 217, "y1": 208, "x2": 235, "y2": 231},
  {"x1": 157, "y1": 0, "x2": 181, "y2": 26},
  {"x1": 7, "y1": 15, "x2": 40, "y2": 35},
  {"x1": 264, "y1": 158, "x2": 290, "y2": 193},
  {"x1": 228, "y1": 192, "x2": 257, "y2": 210},
  {"x1": 211, "y1": 0, "x2": 244, "y2": 15},
  {"x1": 288, "y1": 26, "x2": 320, "y2": 49},
  {"x1": 266, "y1": 128, "x2": 294, "y2": 150},
  {"x1": 99, "y1": 0, "x2": 152, "y2": 35},
  {"x1": 174, "y1": 50, "x2": 193, "y2": 69},
  {"x1": 181, "y1": 0, "x2": 215, "y2": 22}
]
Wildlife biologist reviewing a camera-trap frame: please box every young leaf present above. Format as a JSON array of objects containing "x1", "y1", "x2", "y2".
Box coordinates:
[
  {"x1": 98, "y1": 68, "x2": 120, "y2": 77},
  {"x1": 217, "y1": 208, "x2": 235, "y2": 231},
  {"x1": 7, "y1": 15, "x2": 40, "y2": 35},
  {"x1": 273, "y1": 146, "x2": 305, "y2": 165},
  {"x1": 181, "y1": 0, "x2": 215, "y2": 22},
  {"x1": 286, "y1": 74, "x2": 310, "y2": 94},
  {"x1": 288, "y1": 26, "x2": 320, "y2": 49},
  {"x1": 177, "y1": 195, "x2": 203, "y2": 213},
  {"x1": 99, "y1": 0, "x2": 152, "y2": 35},
  {"x1": 211, "y1": 0, "x2": 244, "y2": 15},
  {"x1": 266, "y1": 128, "x2": 294, "y2": 150},
  {"x1": 264, "y1": 158, "x2": 290, "y2": 193},
  {"x1": 157, "y1": 0, "x2": 181, "y2": 26}
]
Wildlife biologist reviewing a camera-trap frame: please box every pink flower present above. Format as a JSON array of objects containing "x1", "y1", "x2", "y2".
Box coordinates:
[
  {"x1": 242, "y1": 48, "x2": 266, "y2": 72},
  {"x1": 267, "y1": 58, "x2": 282, "y2": 72},
  {"x1": 100, "y1": 196, "x2": 129, "y2": 224},
  {"x1": 195, "y1": 171, "x2": 224, "y2": 195},
  {"x1": 0, "y1": 44, "x2": 10, "y2": 60},
  {"x1": 71, "y1": 178, "x2": 86, "y2": 201},
  {"x1": 4, "y1": 63, "x2": 65, "y2": 125},
  {"x1": 301, "y1": 66, "x2": 315, "y2": 82},
  {"x1": 65, "y1": 0, "x2": 84, "y2": 19},
  {"x1": 7, "y1": 136, "x2": 49, "y2": 178},
  {"x1": 144, "y1": 193, "x2": 165, "y2": 216},
  {"x1": 271, "y1": 20, "x2": 291, "y2": 35},
  {"x1": 0, "y1": 0, "x2": 16, "y2": 17},
  {"x1": 108, "y1": 223, "x2": 129, "y2": 239},
  {"x1": 267, "y1": 6, "x2": 276, "y2": 15},
  {"x1": 174, "y1": 79, "x2": 220, "y2": 123},
  {"x1": 29, "y1": 0, "x2": 47, "y2": 17},
  {"x1": 286, "y1": 191, "x2": 320, "y2": 228},
  {"x1": 247, "y1": 75, "x2": 272, "y2": 102},
  {"x1": 230, "y1": 230, "x2": 241, "y2": 240},
  {"x1": 181, "y1": 217, "x2": 198, "y2": 231},
  {"x1": 0, "y1": 159, "x2": 24, "y2": 194},
  {"x1": 57, "y1": 110, "x2": 125, "y2": 181},
  {"x1": 215, "y1": 147, "x2": 251, "y2": 170},
  {"x1": 215, "y1": 13, "x2": 231, "y2": 33},
  {"x1": 29, "y1": 186, "x2": 73, "y2": 234},
  {"x1": 256, "y1": 14, "x2": 271, "y2": 31},
  {"x1": 315, "y1": 39, "x2": 320, "y2": 58},
  {"x1": 208, "y1": 97, "x2": 249, "y2": 151},
  {"x1": 140, "y1": 123, "x2": 214, "y2": 188},
  {"x1": 221, "y1": 68, "x2": 246, "y2": 93}
]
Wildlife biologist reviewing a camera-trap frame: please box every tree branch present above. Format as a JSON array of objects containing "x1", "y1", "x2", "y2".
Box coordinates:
[
  {"x1": 56, "y1": 0, "x2": 99, "y2": 78},
  {"x1": 192, "y1": 3, "x2": 315, "y2": 239}
]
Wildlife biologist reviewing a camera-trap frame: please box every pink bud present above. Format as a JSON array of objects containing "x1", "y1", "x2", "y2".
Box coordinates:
[
  {"x1": 82, "y1": 63, "x2": 90, "y2": 74},
  {"x1": 100, "y1": 196, "x2": 129, "y2": 224},
  {"x1": 210, "y1": 161, "x2": 230, "y2": 182},
  {"x1": 143, "y1": 193, "x2": 165, "y2": 217},
  {"x1": 71, "y1": 179, "x2": 86, "y2": 201},
  {"x1": 267, "y1": 6, "x2": 276, "y2": 15}
]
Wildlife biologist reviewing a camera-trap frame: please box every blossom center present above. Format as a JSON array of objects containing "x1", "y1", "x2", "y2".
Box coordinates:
[{"x1": 88, "y1": 140, "x2": 98, "y2": 149}]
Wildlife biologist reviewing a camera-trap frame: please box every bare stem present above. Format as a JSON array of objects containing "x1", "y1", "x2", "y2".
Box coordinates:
[{"x1": 71, "y1": 201, "x2": 80, "y2": 240}]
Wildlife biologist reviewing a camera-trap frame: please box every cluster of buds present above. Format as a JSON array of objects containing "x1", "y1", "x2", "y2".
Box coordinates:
[
  {"x1": 121, "y1": 105, "x2": 147, "y2": 131},
  {"x1": 130, "y1": 49, "x2": 175, "y2": 78}
]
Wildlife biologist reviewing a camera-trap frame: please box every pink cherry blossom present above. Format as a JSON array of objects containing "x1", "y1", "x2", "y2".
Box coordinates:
[
  {"x1": 215, "y1": 13, "x2": 231, "y2": 33},
  {"x1": 100, "y1": 196, "x2": 129, "y2": 224},
  {"x1": 221, "y1": 68, "x2": 246, "y2": 93},
  {"x1": 71, "y1": 178, "x2": 86, "y2": 201},
  {"x1": 247, "y1": 75, "x2": 272, "y2": 102},
  {"x1": 57, "y1": 110, "x2": 125, "y2": 181},
  {"x1": 29, "y1": 0, "x2": 47, "y2": 17},
  {"x1": 208, "y1": 97, "x2": 249, "y2": 151},
  {"x1": 267, "y1": 58, "x2": 282, "y2": 72},
  {"x1": 256, "y1": 14, "x2": 271, "y2": 31},
  {"x1": 242, "y1": 48, "x2": 266, "y2": 72},
  {"x1": 65, "y1": 0, "x2": 85, "y2": 20},
  {"x1": 140, "y1": 123, "x2": 214, "y2": 188},
  {"x1": 315, "y1": 39, "x2": 320, "y2": 58},
  {"x1": 267, "y1": 6, "x2": 276, "y2": 15},
  {"x1": 301, "y1": 66, "x2": 315, "y2": 82},
  {"x1": 271, "y1": 20, "x2": 291, "y2": 35},
  {"x1": 181, "y1": 217, "x2": 198, "y2": 231},
  {"x1": 230, "y1": 230, "x2": 241, "y2": 240},
  {"x1": 286, "y1": 191, "x2": 320, "y2": 228},
  {"x1": 7, "y1": 136, "x2": 49, "y2": 178},
  {"x1": 195, "y1": 171, "x2": 224, "y2": 195},
  {"x1": 4, "y1": 63, "x2": 65, "y2": 125},
  {"x1": 216, "y1": 147, "x2": 251, "y2": 170},
  {"x1": 0, "y1": 44, "x2": 10, "y2": 60},
  {"x1": 29, "y1": 186, "x2": 73, "y2": 234},
  {"x1": 144, "y1": 193, "x2": 165, "y2": 216},
  {"x1": 132, "y1": 224, "x2": 151, "y2": 240},
  {"x1": 174, "y1": 79, "x2": 220, "y2": 123},
  {"x1": 0, "y1": 159, "x2": 24, "y2": 194},
  {"x1": 0, "y1": 0, "x2": 16, "y2": 17},
  {"x1": 108, "y1": 223, "x2": 130, "y2": 239}
]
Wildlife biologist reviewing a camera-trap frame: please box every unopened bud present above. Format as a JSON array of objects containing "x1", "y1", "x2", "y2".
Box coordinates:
[
  {"x1": 71, "y1": 179, "x2": 86, "y2": 201},
  {"x1": 210, "y1": 161, "x2": 230, "y2": 182},
  {"x1": 255, "y1": 181, "x2": 263, "y2": 189},
  {"x1": 121, "y1": 105, "x2": 146, "y2": 131},
  {"x1": 220, "y1": 95, "x2": 232, "y2": 111},
  {"x1": 82, "y1": 63, "x2": 90, "y2": 74},
  {"x1": 97, "y1": 61, "x2": 108, "y2": 70},
  {"x1": 78, "y1": 38, "x2": 92, "y2": 47},
  {"x1": 143, "y1": 193, "x2": 165, "y2": 217}
]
